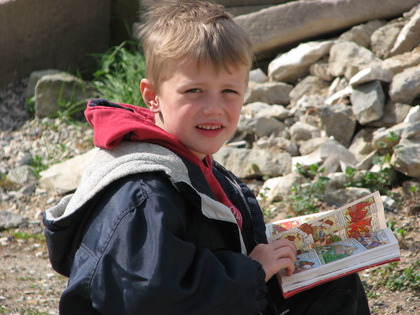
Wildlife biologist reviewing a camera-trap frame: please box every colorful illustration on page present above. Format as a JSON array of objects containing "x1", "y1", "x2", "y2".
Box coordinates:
[
  {"x1": 310, "y1": 217, "x2": 344, "y2": 248},
  {"x1": 270, "y1": 220, "x2": 302, "y2": 236},
  {"x1": 280, "y1": 230, "x2": 307, "y2": 252},
  {"x1": 316, "y1": 240, "x2": 365, "y2": 264},
  {"x1": 292, "y1": 250, "x2": 321, "y2": 274},
  {"x1": 353, "y1": 230, "x2": 389, "y2": 250},
  {"x1": 346, "y1": 217, "x2": 373, "y2": 238},
  {"x1": 281, "y1": 215, "x2": 344, "y2": 252},
  {"x1": 345, "y1": 200, "x2": 371, "y2": 222}
]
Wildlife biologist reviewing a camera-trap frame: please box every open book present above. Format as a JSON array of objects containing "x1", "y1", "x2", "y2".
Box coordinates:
[{"x1": 265, "y1": 191, "x2": 401, "y2": 298}]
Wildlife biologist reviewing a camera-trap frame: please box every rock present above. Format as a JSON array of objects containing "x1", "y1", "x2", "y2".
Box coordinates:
[
  {"x1": 368, "y1": 101, "x2": 412, "y2": 128},
  {"x1": 389, "y1": 6, "x2": 420, "y2": 56},
  {"x1": 319, "y1": 103, "x2": 356, "y2": 147},
  {"x1": 268, "y1": 40, "x2": 334, "y2": 83},
  {"x1": 391, "y1": 145, "x2": 420, "y2": 178},
  {"x1": 349, "y1": 67, "x2": 394, "y2": 86},
  {"x1": 241, "y1": 102, "x2": 271, "y2": 117},
  {"x1": 291, "y1": 146, "x2": 323, "y2": 171},
  {"x1": 39, "y1": 148, "x2": 98, "y2": 194},
  {"x1": 389, "y1": 66, "x2": 420, "y2": 104},
  {"x1": 324, "y1": 172, "x2": 348, "y2": 193},
  {"x1": 249, "y1": 116, "x2": 287, "y2": 138},
  {"x1": 355, "y1": 150, "x2": 378, "y2": 171},
  {"x1": 371, "y1": 121, "x2": 420, "y2": 150},
  {"x1": 6, "y1": 165, "x2": 38, "y2": 187},
  {"x1": 244, "y1": 81, "x2": 292, "y2": 105},
  {"x1": 255, "y1": 105, "x2": 290, "y2": 120},
  {"x1": 325, "y1": 86, "x2": 353, "y2": 106},
  {"x1": 370, "y1": 20, "x2": 405, "y2": 59},
  {"x1": 0, "y1": 211, "x2": 26, "y2": 230},
  {"x1": 289, "y1": 121, "x2": 321, "y2": 142},
  {"x1": 351, "y1": 81, "x2": 386, "y2": 125},
  {"x1": 25, "y1": 69, "x2": 62, "y2": 98},
  {"x1": 319, "y1": 138, "x2": 358, "y2": 174},
  {"x1": 372, "y1": 124, "x2": 404, "y2": 150},
  {"x1": 400, "y1": 121, "x2": 420, "y2": 145},
  {"x1": 258, "y1": 173, "x2": 304, "y2": 203},
  {"x1": 299, "y1": 137, "x2": 329, "y2": 156},
  {"x1": 249, "y1": 68, "x2": 268, "y2": 83},
  {"x1": 323, "y1": 187, "x2": 372, "y2": 207},
  {"x1": 214, "y1": 146, "x2": 292, "y2": 178},
  {"x1": 338, "y1": 20, "x2": 386, "y2": 48},
  {"x1": 289, "y1": 76, "x2": 330, "y2": 105},
  {"x1": 349, "y1": 128, "x2": 375, "y2": 161},
  {"x1": 309, "y1": 59, "x2": 334, "y2": 82},
  {"x1": 404, "y1": 105, "x2": 420, "y2": 123},
  {"x1": 34, "y1": 72, "x2": 96, "y2": 118},
  {"x1": 329, "y1": 41, "x2": 382, "y2": 80},
  {"x1": 381, "y1": 46, "x2": 420, "y2": 75}
]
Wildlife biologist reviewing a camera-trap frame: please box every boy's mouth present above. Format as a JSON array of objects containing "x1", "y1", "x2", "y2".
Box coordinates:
[{"x1": 197, "y1": 125, "x2": 222, "y2": 130}]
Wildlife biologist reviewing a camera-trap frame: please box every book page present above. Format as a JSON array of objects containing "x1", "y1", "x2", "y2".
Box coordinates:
[
  {"x1": 281, "y1": 228, "x2": 398, "y2": 285},
  {"x1": 265, "y1": 210, "x2": 334, "y2": 239},
  {"x1": 268, "y1": 192, "x2": 386, "y2": 253}
]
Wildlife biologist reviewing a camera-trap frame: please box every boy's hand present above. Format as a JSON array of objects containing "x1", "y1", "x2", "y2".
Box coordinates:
[{"x1": 249, "y1": 239, "x2": 297, "y2": 282}]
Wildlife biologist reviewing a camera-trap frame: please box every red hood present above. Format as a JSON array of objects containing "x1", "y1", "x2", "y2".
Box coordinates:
[{"x1": 84, "y1": 99, "x2": 242, "y2": 228}]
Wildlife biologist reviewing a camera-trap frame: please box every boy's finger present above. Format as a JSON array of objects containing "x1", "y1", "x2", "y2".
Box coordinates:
[
  {"x1": 272, "y1": 239, "x2": 297, "y2": 255},
  {"x1": 276, "y1": 257, "x2": 295, "y2": 276},
  {"x1": 273, "y1": 246, "x2": 297, "y2": 263}
]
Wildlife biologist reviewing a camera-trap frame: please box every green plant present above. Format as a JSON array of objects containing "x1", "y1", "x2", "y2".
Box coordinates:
[
  {"x1": 50, "y1": 72, "x2": 92, "y2": 122},
  {"x1": 372, "y1": 261, "x2": 420, "y2": 293},
  {"x1": 344, "y1": 154, "x2": 395, "y2": 194},
  {"x1": 26, "y1": 96, "x2": 36, "y2": 117},
  {"x1": 388, "y1": 221, "x2": 409, "y2": 239},
  {"x1": 377, "y1": 131, "x2": 400, "y2": 149},
  {"x1": 289, "y1": 163, "x2": 330, "y2": 215},
  {"x1": 13, "y1": 230, "x2": 46, "y2": 242},
  {"x1": 91, "y1": 40, "x2": 146, "y2": 107},
  {"x1": 30, "y1": 154, "x2": 47, "y2": 178},
  {"x1": 18, "y1": 310, "x2": 51, "y2": 315},
  {"x1": 0, "y1": 173, "x2": 19, "y2": 191},
  {"x1": 409, "y1": 185, "x2": 419, "y2": 194}
]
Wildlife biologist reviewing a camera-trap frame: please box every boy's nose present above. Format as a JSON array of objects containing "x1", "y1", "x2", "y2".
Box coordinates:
[{"x1": 202, "y1": 94, "x2": 224, "y2": 116}]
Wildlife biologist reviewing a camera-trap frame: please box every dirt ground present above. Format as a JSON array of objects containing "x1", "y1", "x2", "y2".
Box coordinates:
[{"x1": 0, "y1": 185, "x2": 418, "y2": 314}]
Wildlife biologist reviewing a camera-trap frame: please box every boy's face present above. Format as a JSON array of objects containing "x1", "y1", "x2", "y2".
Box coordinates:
[{"x1": 141, "y1": 61, "x2": 248, "y2": 160}]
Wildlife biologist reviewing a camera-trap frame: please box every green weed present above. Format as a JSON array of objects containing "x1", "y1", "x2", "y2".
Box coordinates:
[
  {"x1": 289, "y1": 163, "x2": 330, "y2": 215},
  {"x1": 372, "y1": 261, "x2": 420, "y2": 293},
  {"x1": 388, "y1": 221, "x2": 409, "y2": 239},
  {"x1": 0, "y1": 173, "x2": 20, "y2": 191},
  {"x1": 13, "y1": 230, "x2": 45, "y2": 242},
  {"x1": 91, "y1": 40, "x2": 146, "y2": 107},
  {"x1": 30, "y1": 154, "x2": 47, "y2": 178},
  {"x1": 344, "y1": 154, "x2": 395, "y2": 194}
]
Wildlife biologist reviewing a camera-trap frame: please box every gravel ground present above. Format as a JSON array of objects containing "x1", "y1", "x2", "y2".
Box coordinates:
[{"x1": 0, "y1": 79, "x2": 418, "y2": 314}]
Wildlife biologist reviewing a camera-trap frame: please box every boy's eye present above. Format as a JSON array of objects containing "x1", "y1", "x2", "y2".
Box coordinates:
[
  {"x1": 186, "y1": 88, "x2": 202, "y2": 93},
  {"x1": 222, "y1": 89, "x2": 238, "y2": 94}
]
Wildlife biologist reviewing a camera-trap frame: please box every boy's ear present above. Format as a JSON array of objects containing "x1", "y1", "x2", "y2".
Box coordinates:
[{"x1": 140, "y1": 78, "x2": 159, "y2": 112}]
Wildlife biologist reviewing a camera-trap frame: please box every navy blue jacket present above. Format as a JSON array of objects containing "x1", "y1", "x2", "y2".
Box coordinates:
[{"x1": 44, "y1": 142, "x2": 277, "y2": 314}]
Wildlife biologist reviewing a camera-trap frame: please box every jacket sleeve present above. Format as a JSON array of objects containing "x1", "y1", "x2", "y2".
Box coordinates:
[{"x1": 60, "y1": 174, "x2": 268, "y2": 315}]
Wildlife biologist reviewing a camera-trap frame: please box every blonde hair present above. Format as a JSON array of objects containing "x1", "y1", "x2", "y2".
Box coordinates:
[{"x1": 139, "y1": 0, "x2": 253, "y2": 90}]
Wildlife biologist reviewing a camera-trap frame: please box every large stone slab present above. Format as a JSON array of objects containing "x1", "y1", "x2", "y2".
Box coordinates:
[{"x1": 235, "y1": 0, "x2": 419, "y2": 59}]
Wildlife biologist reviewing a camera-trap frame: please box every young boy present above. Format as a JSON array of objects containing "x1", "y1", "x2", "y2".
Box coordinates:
[{"x1": 43, "y1": 1, "x2": 370, "y2": 314}]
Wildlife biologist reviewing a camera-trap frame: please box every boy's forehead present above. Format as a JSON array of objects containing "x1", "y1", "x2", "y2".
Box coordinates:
[{"x1": 163, "y1": 58, "x2": 248, "y2": 79}]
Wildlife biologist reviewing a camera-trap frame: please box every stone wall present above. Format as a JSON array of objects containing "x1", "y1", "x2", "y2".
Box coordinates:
[
  {"x1": 0, "y1": 0, "x2": 111, "y2": 87},
  {"x1": 141, "y1": 0, "x2": 291, "y2": 16}
]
